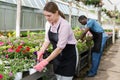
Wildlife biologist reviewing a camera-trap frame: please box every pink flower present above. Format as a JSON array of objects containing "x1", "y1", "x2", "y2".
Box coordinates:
[
  {"x1": 9, "y1": 72, "x2": 13, "y2": 77},
  {"x1": 0, "y1": 74, "x2": 3, "y2": 79},
  {"x1": 20, "y1": 41, "x2": 25, "y2": 45},
  {"x1": 7, "y1": 42, "x2": 13, "y2": 45},
  {"x1": 0, "y1": 42, "x2": 4, "y2": 46},
  {"x1": 5, "y1": 54, "x2": 9, "y2": 59},
  {"x1": 7, "y1": 48, "x2": 14, "y2": 52}
]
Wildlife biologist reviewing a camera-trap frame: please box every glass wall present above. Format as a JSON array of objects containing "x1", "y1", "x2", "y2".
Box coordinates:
[{"x1": 0, "y1": 0, "x2": 91, "y2": 31}]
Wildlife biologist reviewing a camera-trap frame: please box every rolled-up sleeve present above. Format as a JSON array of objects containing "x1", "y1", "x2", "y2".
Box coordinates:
[
  {"x1": 57, "y1": 24, "x2": 70, "y2": 49},
  {"x1": 45, "y1": 22, "x2": 50, "y2": 43}
]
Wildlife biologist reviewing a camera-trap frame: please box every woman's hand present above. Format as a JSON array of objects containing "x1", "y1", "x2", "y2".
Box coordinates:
[
  {"x1": 37, "y1": 51, "x2": 44, "y2": 61},
  {"x1": 33, "y1": 59, "x2": 48, "y2": 72}
]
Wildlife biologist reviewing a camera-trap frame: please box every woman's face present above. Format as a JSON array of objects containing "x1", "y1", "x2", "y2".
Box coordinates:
[{"x1": 43, "y1": 10, "x2": 58, "y2": 24}]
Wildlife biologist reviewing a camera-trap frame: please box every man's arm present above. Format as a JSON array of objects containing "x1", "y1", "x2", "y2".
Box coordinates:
[{"x1": 80, "y1": 27, "x2": 90, "y2": 41}]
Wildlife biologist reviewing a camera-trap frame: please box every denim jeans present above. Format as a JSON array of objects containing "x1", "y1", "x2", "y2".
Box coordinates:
[{"x1": 88, "y1": 33, "x2": 108, "y2": 75}]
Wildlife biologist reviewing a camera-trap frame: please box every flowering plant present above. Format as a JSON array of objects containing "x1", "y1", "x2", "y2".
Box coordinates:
[
  {"x1": 0, "y1": 37, "x2": 41, "y2": 59},
  {"x1": 0, "y1": 33, "x2": 46, "y2": 80},
  {"x1": 0, "y1": 29, "x2": 94, "y2": 79},
  {"x1": 0, "y1": 58, "x2": 36, "y2": 80}
]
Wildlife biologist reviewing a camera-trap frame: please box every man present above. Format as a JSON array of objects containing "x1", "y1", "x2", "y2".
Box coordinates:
[{"x1": 78, "y1": 15, "x2": 108, "y2": 77}]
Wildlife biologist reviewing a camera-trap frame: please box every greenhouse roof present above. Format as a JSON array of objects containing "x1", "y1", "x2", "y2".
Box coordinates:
[
  {"x1": 72, "y1": 7, "x2": 79, "y2": 16},
  {"x1": 56, "y1": 2, "x2": 69, "y2": 15},
  {"x1": 103, "y1": 0, "x2": 120, "y2": 11},
  {"x1": 0, "y1": 0, "x2": 71, "y2": 15},
  {"x1": 0, "y1": 0, "x2": 45, "y2": 9},
  {"x1": 0, "y1": 0, "x2": 97, "y2": 17},
  {"x1": 0, "y1": 0, "x2": 79, "y2": 14}
]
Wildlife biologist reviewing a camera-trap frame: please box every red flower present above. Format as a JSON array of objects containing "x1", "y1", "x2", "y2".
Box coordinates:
[
  {"x1": 25, "y1": 46, "x2": 30, "y2": 51},
  {"x1": 18, "y1": 45, "x2": 22, "y2": 49},
  {"x1": 0, "y1": 74, "x2": 3, "y2": 79},
  {"x1": 15, "y1": 48, "x2": 21, "y2": 53}
]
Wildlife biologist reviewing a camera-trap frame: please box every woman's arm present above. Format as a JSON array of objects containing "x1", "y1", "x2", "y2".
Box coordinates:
[
  {"x1": 39, "y1": 41, "x2": 50, "y2": 53},
  {"x1": 46, "y1": 47, "x2": 62, "y2": 62}
]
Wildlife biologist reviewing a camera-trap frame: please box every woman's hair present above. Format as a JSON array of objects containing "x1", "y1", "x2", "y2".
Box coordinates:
[{"x1": 44, "y1": 2, "x2": 65, "y2": 19}]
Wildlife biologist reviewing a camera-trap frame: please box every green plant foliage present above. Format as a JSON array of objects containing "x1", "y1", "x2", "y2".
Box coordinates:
[
  {"x1": 77, "y1": 40, "x2": 88, "y2": 53},
  {"x1": 76, "y1": 0, "x2": 101, "y2": 7},
  {"x1": 102, "y1": 8, "x2": 120, "y2": 19},
  {"x1": 0, "y1": 58, "x2": 35, "y2": 80},
  {"x1": 0, "y1": 29, "x2": 94, "y2": 79},
  {"x1": 73, "y1": 27, "x2": 93, "y2": 53},
  {"x1": 73, "y1": 27, "x2": 84, "y2": 40}
]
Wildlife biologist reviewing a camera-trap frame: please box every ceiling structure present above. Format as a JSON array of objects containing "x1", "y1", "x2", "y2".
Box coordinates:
[
  {"x1": 102, "y1": 0, "x2": 120, "y2": 11},
  {"x1": 0, "y1": 0, "x2": 98, "y2": 19}
]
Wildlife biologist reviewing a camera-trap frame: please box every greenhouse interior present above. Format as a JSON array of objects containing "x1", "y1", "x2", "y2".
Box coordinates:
[{"x1": 0, "y1": 0, "x2": 120, "y2": 80}]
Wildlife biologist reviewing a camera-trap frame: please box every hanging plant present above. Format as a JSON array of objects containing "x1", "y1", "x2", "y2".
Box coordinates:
[
  {"x1": 75, "y1": 0, "x2": 103, "y2": 7},
  {"x1": 102, "y1": 8, "x2": 119, "y2": 18}
]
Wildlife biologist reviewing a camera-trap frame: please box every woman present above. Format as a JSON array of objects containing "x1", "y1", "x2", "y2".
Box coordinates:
[
  {"x1": 34, "y1": 2, "x2": 78, "y2": 80},
  {"x1": 78, "y1": 15, "x2": 108, "y2": 77}
]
